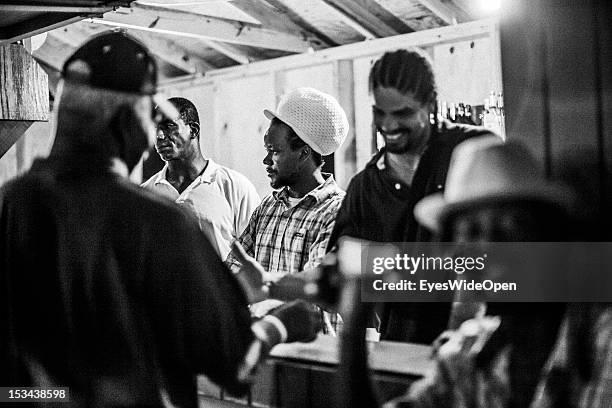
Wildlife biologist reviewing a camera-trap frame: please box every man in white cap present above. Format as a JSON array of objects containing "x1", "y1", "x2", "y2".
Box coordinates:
[{"x1": 226, "y1": 87, "x2": 349, "y2": 332}]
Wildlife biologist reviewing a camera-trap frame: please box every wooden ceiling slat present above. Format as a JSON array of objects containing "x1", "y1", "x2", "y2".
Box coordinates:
[
  {"x1": 259, "y1": 0, "x2": 340, "y2": 46},
  {"x1": 374, "y1": 0, "x2": 448, "y2": 31},
  {"x1": 320, "y1": 0, "x2": 402, "y2": 38},
  {"x1": 34, "y1": 22, "x2": 217, "y2": 75},
  {"x1": 96, "y1": 4, "x2": 315, "y2": 53},
  {"x1": 265, "y1": 0, "x2": 368, "y2": 44},
  {"x1": 414, "y1": 0, "x2": 471, "y2": 25},
  {"x1": 230, "y1": 0, "x2": 330, "y2": 48}
]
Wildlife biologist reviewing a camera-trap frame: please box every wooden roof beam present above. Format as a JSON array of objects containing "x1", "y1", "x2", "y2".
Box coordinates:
[
  {"x1": 320, "y1": 0, "x2": 402, "y2": 37},
  {"x1": 259, "y1": 0, "x2": 339, "y2": 46},
  {"x1": 414, "y1": 0, "x2": 471, "y2": 25},
  {"x1": 317, "y1": 2, "x2": 377, "y2": 39},
  {"x1": 0, "y1": 13, "x2": 87, "y2": 44},
  {"x1": 98, "y1": 4, "x2": 315, "y2": 53},
  {"x1": 230, "y1": 0, "x2": 331, "y2": 48},
  {"x1": 89, "y1": 17, "x2": 250, "y2": 64},
  {"x1": 35, "y1": 23, "x2": 216, "y2": 75}
]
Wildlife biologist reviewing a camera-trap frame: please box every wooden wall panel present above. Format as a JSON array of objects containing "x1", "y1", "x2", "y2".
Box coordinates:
[
  {"x1": 335, "y1": 59, "x2": 357, "y2": 190},
  {"x1": 499, "y1": 1, "x2": 548, "y2": 172},
  {"x1": 500, "y1": 0, "x2": 612, "y2": 231},
  {"x1": 353, "y1": 55, "x2": 378, "y2": 170},
  {"x1": 434, "y1": 36, "x2": 498, "y2": 105},
  {"x1": 597, "y1": 0, "x2": 612, "y2": 211},
  {"x1": 280, "y1": 64, "x2": 336, "y2": 97},
  {"x1": 213, "y1": 74, "x2": 276, "y2": 198},
  {"x1": 546, "y1": 1, "x2": 600, "y2": 177}
]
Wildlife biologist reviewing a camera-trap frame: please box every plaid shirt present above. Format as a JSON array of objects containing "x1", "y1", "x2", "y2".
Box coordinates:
[
  {"x1": 226, "y1": 174, "x2": 344, "y2": 334},
  {"x1": 226, "y1": 174, "x2": 344, "y2": 276}
]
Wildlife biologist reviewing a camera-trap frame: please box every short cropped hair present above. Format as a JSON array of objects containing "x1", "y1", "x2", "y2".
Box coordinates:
[{"x1": 167, "y1": 97, "x2": 200, "y2": 136}]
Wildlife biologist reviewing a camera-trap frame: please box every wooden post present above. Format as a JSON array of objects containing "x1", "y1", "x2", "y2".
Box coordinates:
[{"x1": 0, "y1": 43, "x2": 49, "y2": 159}]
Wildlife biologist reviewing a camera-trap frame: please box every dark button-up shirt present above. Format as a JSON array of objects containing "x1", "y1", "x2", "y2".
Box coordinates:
[{"x1": 328, "y1": 120, "x2": 494, "y2": 343}]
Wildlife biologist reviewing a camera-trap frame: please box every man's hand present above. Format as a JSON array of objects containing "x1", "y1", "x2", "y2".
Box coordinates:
[
  {"x1": 232, "y1": 241, "x2": 268, "y2": 303},
  {"x1": 270, "y1": 300, "x2": 321, "y2": 343}
]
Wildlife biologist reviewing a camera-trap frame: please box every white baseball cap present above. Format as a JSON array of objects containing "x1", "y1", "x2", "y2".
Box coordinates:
[{"x1": 264, "y1": 87, "x2": 349, "y2": 156}]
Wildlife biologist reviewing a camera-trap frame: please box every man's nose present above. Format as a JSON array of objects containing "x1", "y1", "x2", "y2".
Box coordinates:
[
  {"x1": 380, "y1": 116, "x2": 399, "y2": 134},
  {"x1": 263, "y1": 152, "x2": 272, "y2": 165}
]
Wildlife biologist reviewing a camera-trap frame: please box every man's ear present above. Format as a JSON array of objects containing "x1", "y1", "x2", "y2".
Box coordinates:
[
  {"x1": 189, "y1": 122, "x2": 200, "y2": 139},
  {"x1": 300, "y1": 145, "x2": 312, "y2": 162}
]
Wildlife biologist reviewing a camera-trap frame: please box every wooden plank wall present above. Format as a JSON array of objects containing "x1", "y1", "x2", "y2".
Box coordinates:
[{"x1": 500, "y1": 0, "x2": 612, "y2": 230}]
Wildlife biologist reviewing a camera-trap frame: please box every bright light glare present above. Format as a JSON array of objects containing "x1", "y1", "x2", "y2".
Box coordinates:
[{"x1": 479, "y1": 0, "x2": 501, "y2": 13}]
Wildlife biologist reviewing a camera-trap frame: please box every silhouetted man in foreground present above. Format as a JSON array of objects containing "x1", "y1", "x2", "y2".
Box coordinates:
[{"x1": 0, "y1": 32, "x2": 317, "y2": 408}]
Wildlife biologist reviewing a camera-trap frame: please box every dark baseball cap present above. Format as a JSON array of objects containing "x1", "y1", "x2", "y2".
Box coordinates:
[{"x1": 62, "y1": 31, "x2": 177, "y2": 119}]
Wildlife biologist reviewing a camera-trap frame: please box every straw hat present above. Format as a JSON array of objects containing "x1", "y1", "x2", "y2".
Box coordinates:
[
  {"x1": 264, "y1": 87, "x2": 349, "y2": 155},
  {"x1": 414, "y1": 136, "x2": 574, "y2": 232}
]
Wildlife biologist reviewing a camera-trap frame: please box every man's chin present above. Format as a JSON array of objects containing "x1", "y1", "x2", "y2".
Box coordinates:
[
  {"x1": 385, "y1": 139, "x2": 423, "y2": 155},
  {"x1": 268, "y1": 177, "x2": 284, "y2": 190},
  {"x1": 157, "y1": 152, "x2": 174, "y2": 161}
]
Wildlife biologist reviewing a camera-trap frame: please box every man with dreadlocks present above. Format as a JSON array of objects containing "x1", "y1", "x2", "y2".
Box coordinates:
[{"x1": 327, "y1": 49, "x2": 497, "y2": 343}]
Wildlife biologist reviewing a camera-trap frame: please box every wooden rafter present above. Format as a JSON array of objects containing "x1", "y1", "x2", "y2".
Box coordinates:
[
  {"x1": 88, "y1": 16, "x2": 250, "y2": 64},
  {"x1": 34, "y1": 22, "x2": 216, "y2": 75},
  {"x1": 230, "y1": 0, "x2": 330, "y2": 48},
  {"x1": 320, "y1": 0, "x2": 403, "y2": 37},
  {"x1": 260, "y1": 0, "x2": 340, "y2": 46},
  {"x1": 323, "y1": 5, "x2": 377, "y2": 39},
  {"x1": 414, "y1": 0, "x2": 471, "y2": 25},
  {"x1": 97, "y1": 4, "x2": 316, "y2": 53}
]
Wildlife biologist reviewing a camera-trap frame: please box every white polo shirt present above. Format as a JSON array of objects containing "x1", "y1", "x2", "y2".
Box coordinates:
[{"x1": 141, "y1": 159, "x2": 260, "y2": 259}]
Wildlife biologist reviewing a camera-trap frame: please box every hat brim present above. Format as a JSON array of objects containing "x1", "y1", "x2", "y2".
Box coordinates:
[
  {"x1": 414, "y1": 185, "x2": 575, "y2": 233},
  {"x1": 263, "y1": 108, "x2": 325, "y2": 155}
]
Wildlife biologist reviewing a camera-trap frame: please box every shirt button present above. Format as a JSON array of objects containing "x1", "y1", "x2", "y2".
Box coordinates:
[{"x1": 394, "y1": 183, "x2": 401, "y2": 190}]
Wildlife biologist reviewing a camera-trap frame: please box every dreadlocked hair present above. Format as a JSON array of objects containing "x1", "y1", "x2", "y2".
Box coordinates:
[{"x1": 369, "y1": 49, "x2": 437, "y2": 106}]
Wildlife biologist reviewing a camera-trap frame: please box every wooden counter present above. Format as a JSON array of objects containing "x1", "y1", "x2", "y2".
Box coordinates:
[{"x1": 198, "y1": 334, "x2": 433, "y2": 408}]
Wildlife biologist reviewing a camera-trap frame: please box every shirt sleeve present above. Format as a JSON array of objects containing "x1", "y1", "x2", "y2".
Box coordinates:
[
  {"x1": 225, "y1": 205, "x2": 259, "y2": 274},
  {"x1": 234, "y1": 178, "x2": 260, "y2": 238},
  {"x1": 326, "y1": 178, "x2": 360, "y2": 252}
]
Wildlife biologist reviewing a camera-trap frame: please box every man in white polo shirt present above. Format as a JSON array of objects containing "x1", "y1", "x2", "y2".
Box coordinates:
[{"x1": 142, "y1": 97, "x2": 259, "y2": 259}]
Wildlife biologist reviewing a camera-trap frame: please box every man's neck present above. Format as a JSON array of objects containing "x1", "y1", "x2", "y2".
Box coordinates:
[
  {"x1": 166, "y1": 154, "x2": 208, "y2": 193},
  {"x1": 385, "y1": 150, "x2": 422, "y2": 186},
  {"x1": 167, "y1": 154, "x2": 208, "y2": 180},
  {"x1": 286, "y1": 169, "x2": 326, "y2": 198}
]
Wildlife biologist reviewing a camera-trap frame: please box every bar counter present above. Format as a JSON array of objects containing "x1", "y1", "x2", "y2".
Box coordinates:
[{"x1": 198, "y1": 334, "x2": 433, "y2": 407}]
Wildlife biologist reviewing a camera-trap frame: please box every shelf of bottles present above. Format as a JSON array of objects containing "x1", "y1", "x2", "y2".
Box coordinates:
[{"x1": 436, "y1": 91, "x2": 505, "y2": 139}]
